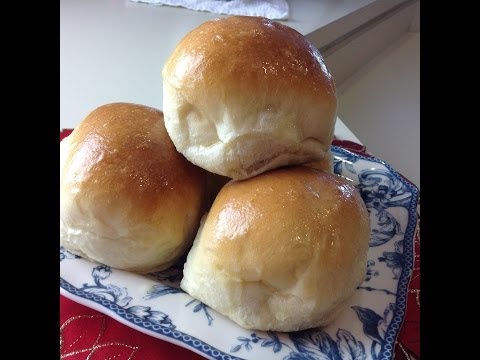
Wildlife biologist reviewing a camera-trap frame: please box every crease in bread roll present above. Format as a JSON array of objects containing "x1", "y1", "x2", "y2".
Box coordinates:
[
  {"x1": 181, "y1": 167, "x2": 370, "y2": 332},
  {"x1": 60, "y1": 102, "x2": 207, "y2": 273},
  {"x1": 163, "y1": 16, "x2": 337, "y2": 180}
]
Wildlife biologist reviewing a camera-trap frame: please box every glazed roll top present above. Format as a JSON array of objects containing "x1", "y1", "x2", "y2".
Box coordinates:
[
  {"x1": 60, "y1": 102, "x2": 207, "y2": 273},
  {"x1": 163, "y1": 16, "x2": 337, "y2": 180},
  {"x1": 181, "y1": 167, "x2": 371, "y2": 331}
]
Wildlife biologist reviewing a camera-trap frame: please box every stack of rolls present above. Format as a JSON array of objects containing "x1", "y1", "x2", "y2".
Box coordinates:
[{"x1": 60, "y1": 16, "x2": 370, "y2": 332}]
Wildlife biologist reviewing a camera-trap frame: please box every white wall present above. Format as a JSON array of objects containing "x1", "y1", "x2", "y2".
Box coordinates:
[{"x1": 336, "y1": 31, "x2": 420, "y2": 188}]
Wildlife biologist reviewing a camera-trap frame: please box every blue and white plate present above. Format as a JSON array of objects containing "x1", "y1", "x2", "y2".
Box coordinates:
[{"x1": 60, "y1": 145, "x2": 419, "y2": 360}]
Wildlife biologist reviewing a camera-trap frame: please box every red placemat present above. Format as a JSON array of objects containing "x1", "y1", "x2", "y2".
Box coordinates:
[{"x1": 60, "y1": 129, "x2": 420, "y2": 359}]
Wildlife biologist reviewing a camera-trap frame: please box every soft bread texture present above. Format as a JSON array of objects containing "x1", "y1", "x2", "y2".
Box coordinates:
[
  {"x1": 163, "y1": 16, "x2": 337, "y2": 180},
  {"x1": 60, "y1": 103, "x2": 207, "y2": 273},
  {"x1": 304, "y1": 149, "x2": 334, "y2": 173},
  {"x1": 181, "y1": 167, "x2": 370, "y2": 331}
]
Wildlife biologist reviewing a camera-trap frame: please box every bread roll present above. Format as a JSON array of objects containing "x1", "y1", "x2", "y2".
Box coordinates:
[
  {"x1": 163, "y1": 16, "x2": 337, "y2": 180},
  {"x1": 60, "y1": 103, "x2": 206, "y2": 273},
  {"x1": 181, "y1": 167, "x2": 370, "y2": 331}
]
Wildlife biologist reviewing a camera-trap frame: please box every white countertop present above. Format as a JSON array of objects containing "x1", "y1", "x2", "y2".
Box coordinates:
[{"x1": 60, "y1": 0, "x2": 371, "y2": 142}]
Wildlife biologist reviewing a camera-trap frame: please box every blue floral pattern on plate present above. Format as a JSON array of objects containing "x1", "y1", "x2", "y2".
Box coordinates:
[{"x1": 60, "y1": 145, "x2": 419, "y2": 360}]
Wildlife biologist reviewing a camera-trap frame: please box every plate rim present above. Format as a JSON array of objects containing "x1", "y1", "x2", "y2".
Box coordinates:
[
  {"x1": 60, "y1": 284, "x2": 242, "y2": 360},
  {"x1": 332, "y1": 145, "x2": 419, "y2": 359}
]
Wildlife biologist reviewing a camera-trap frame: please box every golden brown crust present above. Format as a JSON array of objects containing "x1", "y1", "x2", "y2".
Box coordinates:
[
  {"x1": 162, "y1": 16, "x2": 337, "y2": 180},
  {"x1": 163, "y1": 16, "x2": 335, "y2": 100},
  {"x1": 65, "y1": 103, "x2": 204, "y2": 222},
  {"x1": 60, "y1": 103, "x2": 207, "y2": 273},
  {"x1": 204, "y1": 167, "x2": 369, "y2": 280},
  {"x1": 181, "y1": 166, "x2": 371, "y2": 331}
]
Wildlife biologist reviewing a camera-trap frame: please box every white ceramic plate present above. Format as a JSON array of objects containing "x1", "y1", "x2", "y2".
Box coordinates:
[{"x1": 60, "y1": 145, "x2": 419, "y2": 360}]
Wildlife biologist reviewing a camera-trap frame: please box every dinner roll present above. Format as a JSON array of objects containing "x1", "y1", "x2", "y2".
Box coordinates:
[
  {"x1": 60, "y1": 103, "x2": 207, "y2": 273},
  {"x1": 163, "y1": 16, "x2": 337, "y2": 180},
  {"x1": 181, "y1": 167, "x2": 370, "y2": 332}
]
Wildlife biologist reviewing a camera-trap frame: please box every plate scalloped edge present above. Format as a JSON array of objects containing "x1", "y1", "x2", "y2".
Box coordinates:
[
  {"x1": 60, "y1": 281, "x2": 242, "y2": 360},
  {"x1": 331, "y1": 145, "x2": 419, "y2": 360},
  {"x1": 60, "y1": 145, "x2": 420, "y2": 360}
]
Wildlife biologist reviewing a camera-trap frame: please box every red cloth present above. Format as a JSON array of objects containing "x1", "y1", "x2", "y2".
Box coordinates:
[
  {"x1": 60, "y1": 129, "x2": 420, "y2": 359},
  {"x1": 61, "y1": 128, "x2": 73, "y2": 140},
  {"x1": 60, "y1": 295, "x2": 204, "y2": 360}
]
